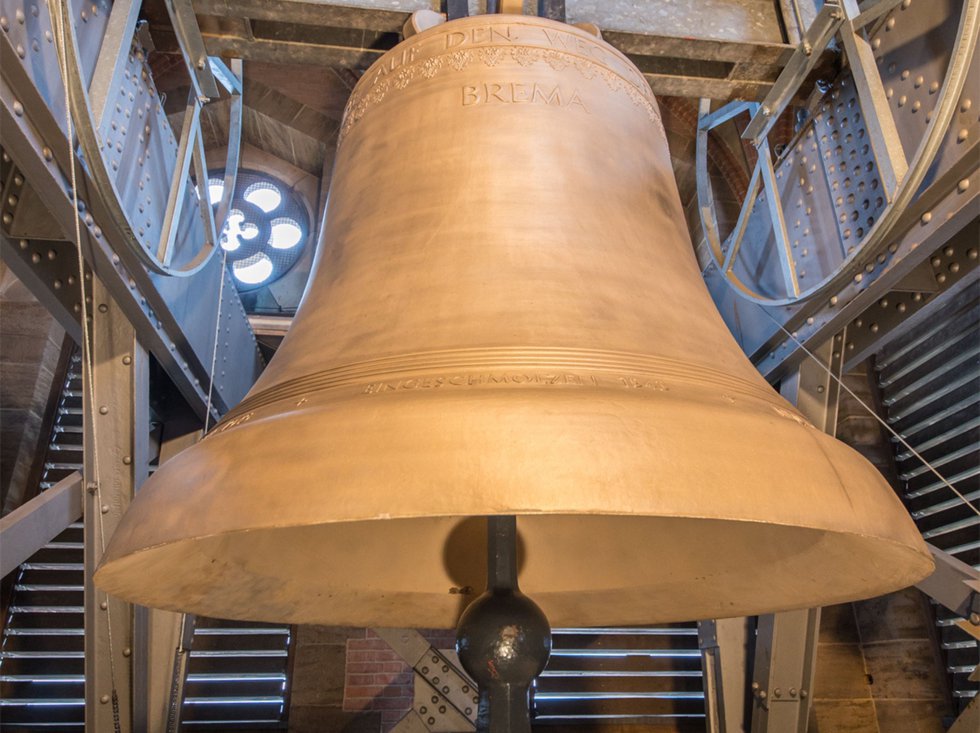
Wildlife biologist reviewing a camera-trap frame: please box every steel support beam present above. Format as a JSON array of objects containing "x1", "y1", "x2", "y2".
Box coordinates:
[
  {"x1": 698, "y1": 618, "x2": 753, "y2": 733},
  {"x1": 739, "y1": 161, "x2": 979, "y2": 382},
  {"x1": 749, "y1": 609, "x2": 820, "y2": 733},
  {"x1": 143, "y1": 0, "x2": 828, "y2": 102},
  {"x1": 163, "y1": 0, "x2": 220, "y2": 99},
  {"x1": 1, "y1": 6, "x2": 262, "y2": 420},
  {"x1": 838, "y1": 0, "x2": 908, "y2": 202},
  {"x1": 0, "y1": 471, "x2": 82, "y2": 577},
  {"x1": 743, "y1": 2, "x2": 844, "y2": 145},
  {"x1": 133, "y1": 427, "x2": 202, "y2": 733},
  {"x1": 915, "y1": 544, "x2": 980, "y2": 622},
  {"x1": 88, "y1": 0, "x2": 142, "y2": 128},
  {"x1": 778, "y1": 334, "x2": 844, "y2": 435},
  {"x1": 740, "y1": 345, "x2": 839, "y2": 733},
  {"x1": 84, "y1": 277, "x2": 150, "y2": 732}
]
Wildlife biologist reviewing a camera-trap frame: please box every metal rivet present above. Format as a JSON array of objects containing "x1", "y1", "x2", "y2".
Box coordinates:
[
  {"x1": 30, "y1": 252, "x2": 40, "y2": 263},
  {"x1": 13, "y1": 100, "x2": 23, "y2": 116},
  {"x1": 957, "y1": 129, "x2": 969, "y2": 142},
  {"x1": 967, "y1": 248, "x2": 978, "y2": 260},
  {"x1": 99, "y1": 406, "x2": 109, "y2": 414},
  {"x1": 958, "y1": 179, "x2": 970, "y2": 192},
  {"x1": 921, "y1": 212, "x2": 932, "y2": 224},
  {"x1": 936, "y1": 273, "x2": 947, "y2": 284},
  {"x1": 100, "y1": 694, "x2": 110, "y2": 704},
  {"x1": 829, "y1": 296, "x2": 838, "y2": 305},
  {"x1": 123, "y1": 456, "x2": 132, "y2": 465},
  {"x1": 949, "y1": 262, "x2": 960, "y2": 274},
  {"x1": 101, "y1": 504, "x2": 110, "y2": 513}
]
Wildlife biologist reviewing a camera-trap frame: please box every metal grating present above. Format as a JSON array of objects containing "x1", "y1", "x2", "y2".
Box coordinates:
[
  {"x1": 532, "y1": 625, "x2": 705, "y2": 728},
  {"x1": 874, "y1": 286, "x2": 980, "y2": 709},
  {"x1": 0, "y1": 352, "x2": 84, "y2": 728}
]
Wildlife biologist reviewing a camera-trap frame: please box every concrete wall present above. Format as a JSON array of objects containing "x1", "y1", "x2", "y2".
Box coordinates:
[
  {"x1": 0, "y1": 262, "x2": 66, "y2": 515},
  {"x1": 807, "y1": 367, "x2": 954, "y2": 732}
]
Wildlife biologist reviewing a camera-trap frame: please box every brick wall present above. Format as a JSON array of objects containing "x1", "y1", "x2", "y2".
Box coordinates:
[
  {"x1": 289, "y1": 626, "x2": 459, "y2": 732},
  {"x1": 344, "y1": 628, "x2": 458, "y2": 731}
]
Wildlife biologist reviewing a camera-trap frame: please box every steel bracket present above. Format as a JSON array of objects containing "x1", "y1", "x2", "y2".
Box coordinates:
[{"x1": 376, "y1": 628, "x2": 477, "y2": 732}]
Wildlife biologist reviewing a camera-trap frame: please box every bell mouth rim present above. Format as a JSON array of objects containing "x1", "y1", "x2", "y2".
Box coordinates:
[{"x1": 95, "y1": 514, "x2": 933, "y2": 629}]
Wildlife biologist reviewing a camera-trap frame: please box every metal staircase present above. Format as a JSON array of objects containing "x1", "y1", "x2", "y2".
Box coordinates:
[
  {"x1": 533, "y1": 625, "x2": 705, "y2": 727},
  {"x1": 1, "y1": 352, "x2": 85, "y2": 728},
  {"x1": 874, "y1": 285, "x2": 980, "y2": 710},
  {"x1": 1, "y1": 349, "x2": 292, "y2": 730},
  {"x1": 180, "y1": 617, "x2": 292, "y2": 730}
]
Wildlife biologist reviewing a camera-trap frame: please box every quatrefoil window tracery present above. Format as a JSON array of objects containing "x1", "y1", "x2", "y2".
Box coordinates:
[{"x1": 208, "y1": 171, "x2": 308, "y2": 289}]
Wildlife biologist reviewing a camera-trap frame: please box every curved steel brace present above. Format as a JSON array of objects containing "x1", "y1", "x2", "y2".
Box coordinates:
[
  {"x1": 49, "y1": 0, "x2": 242, "y2": 277},
  {"x1": 696, "y1": 0, "x2": 979, "y2": 307}
]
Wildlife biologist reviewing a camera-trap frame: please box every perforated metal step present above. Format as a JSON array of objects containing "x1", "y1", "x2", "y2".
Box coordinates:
[
  {"x1": 532, "y1": 625, "x2": 705, "y2": 727},
  {"x1": 1, "y1": 352, "x2": 84, "y2": 729},
  {"x1": 874, "y1": 286, "x2": 980, "y2": 710}
]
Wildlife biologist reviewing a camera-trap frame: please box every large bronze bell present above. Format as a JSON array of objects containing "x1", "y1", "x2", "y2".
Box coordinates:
[{"x1": 96, "y1": 14, "x2": 932, "y2": 629}]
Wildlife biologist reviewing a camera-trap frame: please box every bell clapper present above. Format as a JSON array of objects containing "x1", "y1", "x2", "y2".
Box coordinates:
[{"x1": 456, "y1": 516, "x2": 552, "y2": 732}]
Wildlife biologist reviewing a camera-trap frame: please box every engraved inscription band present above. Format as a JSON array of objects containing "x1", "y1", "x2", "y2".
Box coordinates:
[
  {"x1": 212, "y1": 347, "x2": 780, "y2": 433},
  {"x1": 340, "y1": 17, "x2": 663, "y2": 141}
]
